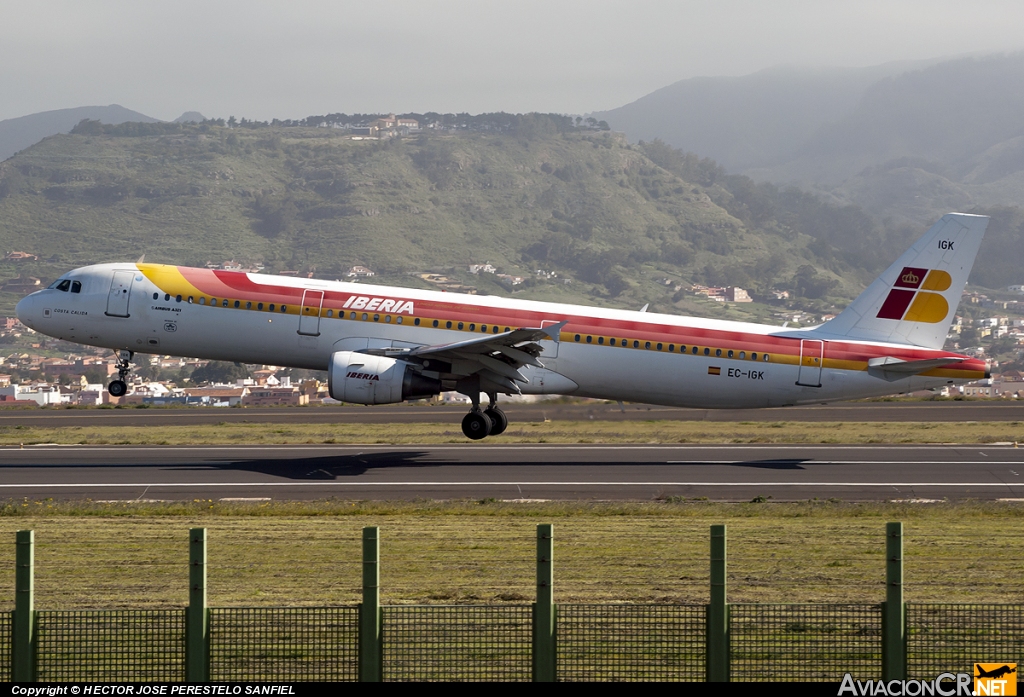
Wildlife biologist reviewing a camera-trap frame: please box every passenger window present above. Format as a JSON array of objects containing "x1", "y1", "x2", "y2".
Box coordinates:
[
  {"x1": 350, "y1": 312, "x2": 356, "y2": 319},
  {"x1": 493, "y1": 326, "x2": 499, "y2": 333},
  {"x1": 457, "y1": 322, "x2": 464, "y2": 330},
  {"x1": 373, "y1": 314, "x2": 379, "y2": 322},
  {"x1": 222, "y1": 299, "x2": 228, "y2": 307},
  {"x1": 504, "y1": 327, "x2": 510, "y2": 332},
  {"x1": 692, "y1": 346, "x2": 698, "y2": 354},
  {"x1": 657, "y1": 343, "x2": 662, "y2": 351},
  {"x1": 586, "y1": 336, "x2": 592, "y2": 343},
  {"x1": 280, "y1": 305, "x2": 287, "y2": 312},
  {"x1": 728, "y1": 350, "x2": 733, "y2": 358},
  {"x1": 397, "y1": 317, "x2": 403, "y2": 324},
  {"x1": 269, "y1": 304, "x2": 275, "y2": 311},
  {"x1": 326, "y1": 309, "x2": 332, "y2": 317},
  {"x1": 233, "y1": 300, "x2": 240, "y2": 308},
  {"x1": 763, "y1": 354, "x2": 770, "y2": 362},
  {"x1": 481, "y1": 325, "x2": 487, "y2": 332},
  {"x1": 200, "y1": 297, "x2": 206, "y2": 305},
  {"x1": 362, "y1": 313, "x2": 368, "y2": 321},
  {"x1": 385, "y1": 315, "x2": 391, "y2": 323},
  {"x1": 739, "y1": 351, "x2": 745, "y2": 359},
  {"x1": 469, "y1": 323, "x2": 475, "y2": 331},
  {"x1": 433, "y1": 320, "x2": 439, "y2": 327},
  {"x1": 165, "y1": 294, "x2": 170, "y2": 301},
  {"x1": 176, "y1": 295, "x2": 182, "y2": 303},
  {"x1": 245, "y1": 302, "x2": 251, "y2": 309},
  {"x1": 575, "y1": 334, "x2": 581, "y2": 342},
  {"x1": 609, "y1": 338, "x2": 616, "y2": 346},
  {"x1": 414, "y1": 318, "x2": 420, "y2": 326},
  {"x1": 669, "y1": 345, "x2": 674, "y2": 352},
  {"x1": 188, "y1": 296, "x2": 194, "y2": 304},
  {"x1": 259, "y1": 303, "x2": 264, "y2": 311},
  {"x1": 715, "y1": 349, "x2": 721, "y2": 357},
  {"x1": 704, "y1": 348, "x2": 710, "y2": 356},
  {"x1": 633, "y1": 340, "x2": 639, "y2": 348},
  {"x1": 751, "y1": 353, "x2": 757, "y2": 360},
  {"x1": 153, "y1": 292, "x2": 159, "y2": 300},
  {"x1": 598, "y1": 337, "x2": 604, "y2": 345},
  {"x1": 446, "y1": 321, "x2": 452, "y2": 329},
  {"x1": 645, "y1": 342, "x2": 651, "y2": 349}
]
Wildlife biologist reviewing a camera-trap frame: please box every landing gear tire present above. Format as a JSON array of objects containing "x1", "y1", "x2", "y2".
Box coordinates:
[
  {"x1": 462, "y1": 411, "x2": 493, "y2": 440},
  {"x1": 108, "y1": 380, "x2": 128, "y2": 397},
  {"x1": 484, "y1": 407, "x2": 507, "y2": 436}
]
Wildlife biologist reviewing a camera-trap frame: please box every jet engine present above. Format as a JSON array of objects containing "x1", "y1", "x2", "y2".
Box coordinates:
[{"x1": 327, "y1": 351, "x2": 441, "y2": 405}]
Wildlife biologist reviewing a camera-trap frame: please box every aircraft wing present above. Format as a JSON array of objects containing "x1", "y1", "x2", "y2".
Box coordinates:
[
  {"x1": 362, "y1": 320, "x2": 567, "y2": 393},
  {"x1": 867, "y1": 355, "x2": 967, "y2": 381}
]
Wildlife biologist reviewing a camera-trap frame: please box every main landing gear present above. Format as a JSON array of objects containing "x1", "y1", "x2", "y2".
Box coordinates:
[
  {"x1": 461, "y1": 393, "x2": 508, "y2": 440},
  {"x1": 107, "y1": 350, "x2": 134, "y2": 398}
]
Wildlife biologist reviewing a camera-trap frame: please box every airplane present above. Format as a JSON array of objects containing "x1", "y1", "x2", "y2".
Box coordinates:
[{"x1": 15, "y1": 212, "x2": 989, "y2": 440}]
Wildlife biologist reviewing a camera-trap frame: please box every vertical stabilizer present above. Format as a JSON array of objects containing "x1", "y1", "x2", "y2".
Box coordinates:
[{"x1": 814, "y1": 213, "x2": 988, "y2": 349}]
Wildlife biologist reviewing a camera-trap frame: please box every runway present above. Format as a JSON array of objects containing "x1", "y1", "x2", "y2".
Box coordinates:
[
  {"x1": 2, "y1": 400, "x2": 1024, "y2": 427},
  {"x1": 2, "y1": 443, "x2": 1023, "y2": 502}
]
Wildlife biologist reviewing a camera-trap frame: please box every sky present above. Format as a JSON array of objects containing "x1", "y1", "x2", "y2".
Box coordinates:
[{"x1": 3, "y1": 0, "x2": 1024, "y2": 122}]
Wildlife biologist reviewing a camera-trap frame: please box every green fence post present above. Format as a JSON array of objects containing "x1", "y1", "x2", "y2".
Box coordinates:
[
  {"x1": 882, "y1": 522, "x2": 906, "y2": 680},
  {"x1": 707, "y1": 524, "x2": 729, "y2": 682},
  {"x1": 185, "y1": 528, "x2": 209, "y2": 682},
  {"x1": 13, "y1": 530, "x2": 35, "y2": 682},
  {"x1": 359, "y1": 526, "x2": 382, "y2": 682},
  {"x1": 533, "y1": 523, "x2": 555, "y2": 682}
]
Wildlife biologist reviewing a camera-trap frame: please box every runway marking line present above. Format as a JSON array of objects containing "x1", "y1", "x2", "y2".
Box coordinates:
[{"x1": 0, "y1": 481, "x2": 1018, "y2": 488}]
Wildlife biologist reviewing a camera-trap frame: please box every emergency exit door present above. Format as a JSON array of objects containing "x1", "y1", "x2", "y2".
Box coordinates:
[{"x1": 298, "y1": 289, "x2": 325, "y2": 336}]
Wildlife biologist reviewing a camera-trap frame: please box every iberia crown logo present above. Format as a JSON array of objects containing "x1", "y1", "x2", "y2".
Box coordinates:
[{"x1": 876, "y1": 267, "x2": 952, "y2": 323}]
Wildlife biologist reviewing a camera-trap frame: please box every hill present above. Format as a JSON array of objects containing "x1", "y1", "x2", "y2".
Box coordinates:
[
  {"x1": 0, "y1": 118, "x2": 879, "y2": 319},
  {"x1": 596, "y1": 54, "x2": 1024, "y2": 226},
  {"x1": 0, "y1": 105, "x2": 159, "y2": 162}
]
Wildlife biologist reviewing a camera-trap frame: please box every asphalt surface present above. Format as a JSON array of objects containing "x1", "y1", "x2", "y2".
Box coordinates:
[
  {"x1": 2, "y1": 444, "x2": 1023, "y2": 502},
  {"x1": 2, "y1": 400, "x2": 1024, "y2": 426}
]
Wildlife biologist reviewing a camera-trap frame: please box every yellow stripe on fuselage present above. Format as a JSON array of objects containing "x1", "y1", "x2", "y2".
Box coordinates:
[{"x1": 137, "y1": 264, "x2": 204, "y2": 298}]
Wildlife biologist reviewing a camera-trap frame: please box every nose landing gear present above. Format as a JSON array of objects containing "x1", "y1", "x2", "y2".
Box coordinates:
[
  {"x1": 460, "y1": 393, "x2": 508, "y2": 440},
  {"x1": 107, "y1": 349, "x2": 134, "y2": 397}
]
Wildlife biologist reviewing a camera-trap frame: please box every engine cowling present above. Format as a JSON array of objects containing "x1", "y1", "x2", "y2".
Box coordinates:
[{"x1": 328, "y1": 351, "x2": 441, "y2": 405}]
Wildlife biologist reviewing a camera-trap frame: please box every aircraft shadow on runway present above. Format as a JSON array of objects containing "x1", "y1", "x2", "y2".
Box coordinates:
[{"x1": 162, "y1": 454, "x2": 813, "y2": 479}]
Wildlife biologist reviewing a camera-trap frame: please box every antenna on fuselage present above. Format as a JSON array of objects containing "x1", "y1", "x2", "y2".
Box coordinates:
[
  {"x1": 639, "y1": 303, "x2": 649, "y2": 313},
  {"x1": 136, "y1": 254, "x2": 146, "y2": 263}
]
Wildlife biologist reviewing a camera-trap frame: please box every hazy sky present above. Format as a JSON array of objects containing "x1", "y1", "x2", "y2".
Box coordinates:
[{"x1": 3, "y1": 0, "x2": 1024, "y2": 122}]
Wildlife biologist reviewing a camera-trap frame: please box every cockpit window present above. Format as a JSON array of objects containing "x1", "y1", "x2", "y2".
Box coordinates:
[
  {"x1": 55, "y1": 280, "x2": 71, "y2": 292},
  {"x1": 70, "y1": 281, "x2": 82, "y2": 293}
]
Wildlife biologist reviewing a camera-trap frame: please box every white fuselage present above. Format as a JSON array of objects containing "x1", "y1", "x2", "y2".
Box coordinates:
[{"x1": 15, "y1": 263, "x2": 985, "y2": 408}]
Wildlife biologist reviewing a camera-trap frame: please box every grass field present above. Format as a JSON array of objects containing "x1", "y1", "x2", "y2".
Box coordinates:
[
  {"x1": 0, "y1": 500, "x2": 1020, "y2": 609},
  {"x1": 3, "y1": 419, "x2": 1024, "y2": 445}
]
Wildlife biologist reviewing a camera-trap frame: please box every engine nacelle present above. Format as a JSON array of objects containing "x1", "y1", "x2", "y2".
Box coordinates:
[{"x1": 328, "y1": 351, "x2": 441, "y2": 405}]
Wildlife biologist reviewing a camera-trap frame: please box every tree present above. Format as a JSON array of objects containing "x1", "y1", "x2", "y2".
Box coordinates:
[{"x1": 190, "y1": 361, "x2": 249, "y2": 385}]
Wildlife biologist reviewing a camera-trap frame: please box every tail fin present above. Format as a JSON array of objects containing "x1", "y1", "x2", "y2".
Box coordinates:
[{"x1": 815, "y1": 213, "x2": 988, "y2": 349}]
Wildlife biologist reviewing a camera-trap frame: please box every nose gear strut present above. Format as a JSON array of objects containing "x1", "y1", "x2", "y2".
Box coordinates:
[{"x1": 107, "y1": 349, "x2": 134, "y2": 398}]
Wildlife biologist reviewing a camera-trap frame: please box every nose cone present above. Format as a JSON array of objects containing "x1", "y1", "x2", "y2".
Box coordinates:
[{"x1": 15, "y1": 293, "x2": 37, "y2": 329}]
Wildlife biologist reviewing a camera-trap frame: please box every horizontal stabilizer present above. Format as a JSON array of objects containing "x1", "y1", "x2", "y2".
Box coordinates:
[{"x1": 867, "y1": 356, "x2": 966, "y2": 381}]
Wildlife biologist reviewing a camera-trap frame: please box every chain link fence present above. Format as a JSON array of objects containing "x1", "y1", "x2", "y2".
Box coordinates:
[
  {"x1": 0, "y1": 612, "x2": 9, "y2": 683},
  {"x1": 35, "y1": 610, "x2": 184, "y2": 682},
  {"x1": 209, "y1": 606, "x2": 359, "y2": 681},
  {"x1": 382, "y1": 605, "x2": 533, "y2": 681},
  {"x1": 557, "y1": 604, "x2": 705, "y2": 682},
  {"x1": 907, "y1": 604, "x2": 1024, "y2": 679},
  {"x1": 730, "y1": 604, "x2": 882, "y2": 682}
]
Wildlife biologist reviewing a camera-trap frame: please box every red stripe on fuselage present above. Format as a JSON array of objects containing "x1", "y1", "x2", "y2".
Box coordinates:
[{"x1": 169, "y1": 266, "x2": 983, "y2": 372}]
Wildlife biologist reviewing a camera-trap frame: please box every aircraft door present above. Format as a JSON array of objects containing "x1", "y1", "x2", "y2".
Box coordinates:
[
  {"x1": 298, "y1": 289, "x2": 325, "y2": 336},
  {"x1": 796, "y1": 339, "x2": 824, "y2": 387},
  {"x1": 105, "y1": 270, "x2": 135, "y2": 317}
]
